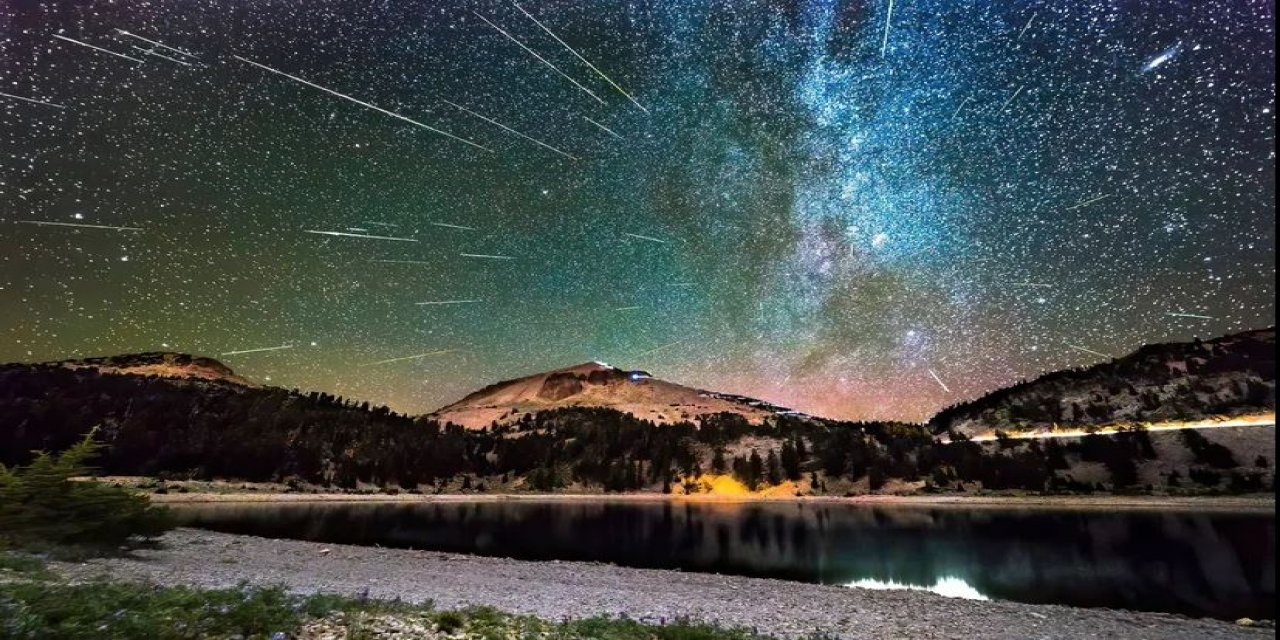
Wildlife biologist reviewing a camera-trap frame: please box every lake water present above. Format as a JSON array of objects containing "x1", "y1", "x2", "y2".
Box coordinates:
[{"x1": 171, "y1": 499, "x2": 1275, "y2": 620}]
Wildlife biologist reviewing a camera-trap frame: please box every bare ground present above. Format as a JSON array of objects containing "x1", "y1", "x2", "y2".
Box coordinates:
[{"x1": 52, "y1": 529, "x2": 1274, "y2": 640}]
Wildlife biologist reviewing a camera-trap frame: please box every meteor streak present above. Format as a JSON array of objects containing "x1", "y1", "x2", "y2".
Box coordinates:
[
  {"x1": 0, "y1": 91, "x2": 65, "y2": 109},
  {"x1": 443, "y1": 100, "x2": 578, "y2": 160},
  {"x1": 1167, "y1": 312, "x2": 1217, "y2": 320},
  {"x1": 1067, "y1": 344, "x2": 1114, "y2": 359},
  {"x1": 114, "y1": 29, "x2": 198, "y2": 58},
  {"x1": 130, "y1": 46, "x2": 192, "y2": 66},
  {"x1": 416, "y1": 300, "x2": 482, "y2": 306},
  {"x1": 16, "y1": 220, "x2": 142, "y2": 232},
  {"x1": 221, "y1": 344, "x2": 294, "y2": 356},
  {"x1": 52, "y1": 34, "x2": 145, "y2": 64},
  {"x1": 929, "y1": 369, "x2": 952, "y2": 393},
  {"x1": 997, "y1": 84, "x2": 1025, "y2": 114},
  {"x1": 1067, "y1": 194, "x2": 1113, "y2": 210},
  {"x1": 371, "y1": 259, "x2": 433, "y2": 265},
  {"x1": 305, "y1": 230, "x2": 417, "y2": 242},
  {"x1": 636, "y1": 338, "x2": 688, "y2": 357},
  {"x1": 623, "y1": 232, "x2": 668, "y2": 244},
  {"x1": 512, "y1": 2, "x2": 648, "y2": 113},
  {"x1": 584, "y1": 116, "x2": 623, "y2": 139},
  {"x1": 950, "y1": 96, "x2": 971, "y2": 121},
  {"x1": 880, "y1": 0, "x2": 896, "y2": 58},
  {"x1": 1017, "y1": 13, "x2": 1036, "y2": 41},
  {"x1": 1142, "y1": 44, "x2": 1180, "y2": 73},
  {"x1": 614, "y1": 306, "x2": 642, "y2": 311},
  {"x1": 234, "y1": 55, "x2": 490, "y2": 152},
  {"x1": 361, "y1": 350, "x2": 456, "y2": 367},
  {"x1": 430, "y1": 222, "x2": 478, "y2": 231},
  {"x1": 460, "y1": 253, "x2": 516, "y2": 260},
  {"x1": 472, "y1": 12, "x2": 604, "y2": 105}
]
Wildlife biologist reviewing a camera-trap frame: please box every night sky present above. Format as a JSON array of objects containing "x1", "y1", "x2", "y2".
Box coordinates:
[{"x1": 0, "y1": 0, "x2": 1274, "y2": 421}]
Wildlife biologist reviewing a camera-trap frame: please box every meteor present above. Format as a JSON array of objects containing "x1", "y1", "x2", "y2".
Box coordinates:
[
  {"x1": 430, "y1": 222, "x2": 478, "y2": 231},
  {"x1": 114, "y1": 29, "x2": 198, "y2": 59},
  {"x1": 949, "y1": 96, "x2": 971, "y2": 121},
  {"x1": 1167, "y1": 312, "x2": 1216, "y2": 320},
  {"x1": 1067, "y1": 194, "x2": 1113, "y2": 210},
  {"x1": 460, "y1": 253, "x2": 516, "y2": 260},
  {"x1": 1142, "y1": 44, "x2": 1180, "y2": 73},
  {"x1": 233, "y1": 55, "x2": 490, "y2": 152},
  {"x1": 0, "y1": 91, "x2": 65, "y2": 109},
  {"x1": 614, "y1": 306, "x2": 642, "y2": 312},
  {"x1": 472, "y1": 11, "x2": 605, "y2": 105},
  {"x1": 1017, "y1": 13, "x2": 1036, "y2": 41},
  {"x1": 129, "y1": 46, "x2": 193, "y2": 66},
  {"x1": 880, "y1": 0, "x2": 896, "y2": 58},
  {"x1": 221, "y1": 344, "x2": 294, "y2": 356},
  {"x1": 1067, "y1": 344, "x2": 1114, "y2": 359},
  {"x1": 929, "y1": 369, "x2": 952, "y2": 393},
  {"x1": 512, "y1": 2, "x2": 648, "y2": 113},
  {"x1": 584, "y1": 116, "x2": 623, "y2": 139},
  {"x1": 16, "y1": 220, "x2": 142, "y2": 232},
  {"x1": 443, "y1": 99, "x2": 578, "y2": 160},
  {"x1": 361, "y1": 349, "x2": 456, "y2": 367},
  {"x1": 52, "y1": 34, "x2": 145, "y2": 64},
  {"x1": 997, "y1": 84, "x2": 1025, "y2": 114},
  {"x1": 305, "y1": 230, "x2": 417, "y2": 242},
  {"x1": 416, "y1": 300, "x2": 482, "y2": 306},
  {"x1": 636, "y1": 338, "x2": 688, "y2": 357},
  {"x1": 623, "y1": 232, "x2": 668, "y2": 244},
  {"x1": 371, "y1": 259, "x2": 433, "y2": 265}
]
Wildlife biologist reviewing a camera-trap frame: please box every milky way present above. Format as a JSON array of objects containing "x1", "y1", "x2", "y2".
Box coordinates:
[{"x1": 0, "y1": 0, "x2": 1274, "y2": 421}]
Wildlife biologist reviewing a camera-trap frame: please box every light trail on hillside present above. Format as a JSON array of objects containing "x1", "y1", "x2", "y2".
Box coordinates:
[{"x1": 963, "y1": 415, "x2": 1276, "y2": 442}]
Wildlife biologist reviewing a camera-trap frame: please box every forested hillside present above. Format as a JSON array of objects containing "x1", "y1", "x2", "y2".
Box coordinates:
[
  {"x1": 931, "y1": 328, "x2": 1275, "y2": 436},
  {"x1": 0, "y1": 362, "x2": 1271, "y2": 496}
]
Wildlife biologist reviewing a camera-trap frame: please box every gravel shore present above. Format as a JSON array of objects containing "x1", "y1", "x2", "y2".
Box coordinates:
[{"x1": 54, "y1": 529, "x2": 1273, "y2": 640}]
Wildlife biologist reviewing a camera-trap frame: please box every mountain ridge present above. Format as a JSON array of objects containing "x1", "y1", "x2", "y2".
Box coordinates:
[
  {"x1": 428, "y1": 360, "x2": 804, "y2": 429},
  {"x1": 43, "y1": 351, "x2": 256, "y2": 387},
  {"x1": 931, "y1": 327, "x2": 1275, "y2": 436}
]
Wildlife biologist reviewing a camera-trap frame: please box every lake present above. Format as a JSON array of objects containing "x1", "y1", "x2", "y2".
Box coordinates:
[{"x1": 171, "y1": 499, "x2": 1275, "y2": 620}]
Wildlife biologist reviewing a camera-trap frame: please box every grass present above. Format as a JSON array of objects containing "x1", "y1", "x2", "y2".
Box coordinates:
[
  {"x1": 0, "y1": 552, "x2": 49, "y2": 579},
  {"x1": 0, "y1": 581, "x2": 789, "y2": 640}
]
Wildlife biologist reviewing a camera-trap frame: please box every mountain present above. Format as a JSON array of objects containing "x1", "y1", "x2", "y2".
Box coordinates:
[
  {"x1": 428, "y1": 361, "x2": 803, "y2": 429},
  {"x1": 931, "y1": 328, "x2": 1276, "y2": 437},
  {"x1": 47, "y1": 352, "x2": 255, "y2": 387}
]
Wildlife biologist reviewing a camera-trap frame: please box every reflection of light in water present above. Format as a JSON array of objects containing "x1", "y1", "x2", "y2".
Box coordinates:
[{"x1": 845, "y1": 576, "x2": 989, "y2": 601}]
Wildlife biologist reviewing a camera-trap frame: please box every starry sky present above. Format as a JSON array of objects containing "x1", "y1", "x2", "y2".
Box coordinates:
[{"x1": 0, "y1": 0, "x2": 1274, "y2": 421}]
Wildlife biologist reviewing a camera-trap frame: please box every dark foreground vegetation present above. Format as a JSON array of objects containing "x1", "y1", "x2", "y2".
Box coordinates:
[
  {"x1": 0, "y1": 579, "x2": 788, "y2": 640},
  {"x1": 0, "y1": 431, "x2": 173, "y2": 554}
]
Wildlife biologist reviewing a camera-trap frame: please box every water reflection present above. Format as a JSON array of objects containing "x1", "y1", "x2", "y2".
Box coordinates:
[{"x1": 172, "y1": 500, "x2": 1274, "y2": 620}]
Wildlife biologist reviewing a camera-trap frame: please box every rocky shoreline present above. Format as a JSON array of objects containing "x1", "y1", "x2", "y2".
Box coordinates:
[{"x1": 53, "y1": 529, "x2": 1273, "y2": 640}]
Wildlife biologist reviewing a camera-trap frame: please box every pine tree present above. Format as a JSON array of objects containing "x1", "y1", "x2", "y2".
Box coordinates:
[
  {"x1": 0, "y1": 429, "x2": 173, "y2": 549},
  {"x1": 711, "y1": 447, "x2": 728, "y2": 474},
  {"x1": 766, "y1": 449, "x2": 783, "y2": 485}
]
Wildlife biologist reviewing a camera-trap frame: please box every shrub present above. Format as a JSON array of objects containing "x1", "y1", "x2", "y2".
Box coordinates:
[
  {"x1": 0, "y1": 430, "x2": 174, "y2": 551},
  {"x1": 1179, "y1": 430, "x2": 1238, "y2": 469}
]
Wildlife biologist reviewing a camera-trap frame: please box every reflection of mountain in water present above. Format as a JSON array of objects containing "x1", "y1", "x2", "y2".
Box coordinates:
[{"x1": 174, "y1": 501, "x2": 1275, "y2": 620}]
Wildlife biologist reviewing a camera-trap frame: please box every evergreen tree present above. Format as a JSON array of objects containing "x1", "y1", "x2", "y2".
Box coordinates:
[
  {"x1": 747, "y1": 450, "x2": 764, "y2": 490},
  {"x1": 766, "y1": 449, "x2": 783, "y2": 485},
  {"x1": 780, "y1": 440, "x2": 801, "y2": 481}
]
